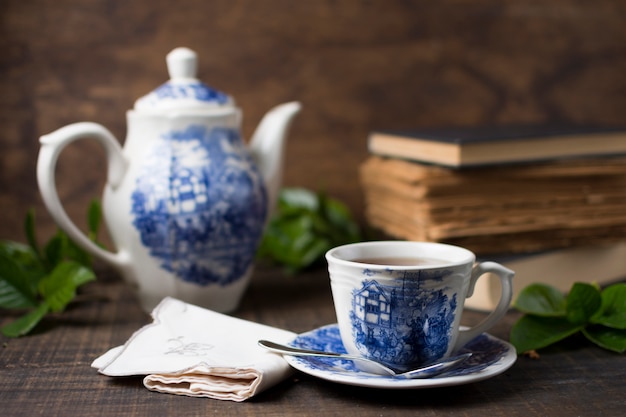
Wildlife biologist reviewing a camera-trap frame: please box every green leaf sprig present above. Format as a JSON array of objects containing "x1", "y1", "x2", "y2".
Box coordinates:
[
  {"x1": 0, "y1": 201, "x2": 102, "y2": 337},
  {"x1": 510, "y1": 282, "x2": 626, "y2": 354},
  {"x1": 257, "y1": 188, "x2": 362, "y2": 272}
]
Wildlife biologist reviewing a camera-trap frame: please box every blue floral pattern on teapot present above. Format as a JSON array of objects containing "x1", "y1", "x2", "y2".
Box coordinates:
[{"x1": 130, "y1": 124, "x2": 267, "y2": 286}]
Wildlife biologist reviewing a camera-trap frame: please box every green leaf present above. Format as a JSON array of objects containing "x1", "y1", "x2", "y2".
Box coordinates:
[
  {"x1": 0, "y1": 240, "x2": 41, "y2": 268},
  {"x1": 583, "y1": 325, "x2": 626, "y2": 353},
  {"x1": 0, "y1": 247, "x2": 38, "y2": 308},
  {"x1": 513, "y1": 283, "x2": 566, "y2": 316},
  {"x1": 258, "y1": 188, "x2": 361, "y2": 272},
  {"x1": 0, "y1": 278, "x2": 36, "y2": 309},
  {"x1": 63, "y1": 235, "x2": 93, "y2": 268},
  {"x1": 591, "y1": 283, "x2": 626, "y2": 329},
  {"x1": 38, "y1": 261, "x2": 95, "y2": 312},
  {"x1": 24, "y1": 209, "x2": 42, "y2": 262},
  {"x1": 1, "y1": 302, "x2": 50, "y2": 338},
  {"x1": 510, "y1": 314, "x2": 583, "y2": 354},
  {"x1": 42, "y1": 230, "x2": 92, "y2": 269},
  {"x1": 1, "y1": 204, "x2": 102, "y2": 337},
  {"x1": 0, "y1": 240, "x2": 46, "y2": 288},
  {"x1": 43, "y1": 233, "x2": 64, "y2": 270},
  {"x1": 279, "y1": 188, "x2": 319, "y2": 210},
  {"x1": 259, "y1": 215, "x2": 326, "y2": 270},
  {"x1": 566, "y1": 282, "x2": 602, "y2": 325},
  {"x1": 320, "y1": 194, "x2": 361, "y2": 243},
  {"x1": 289, "y1": 236, "x2": 331, "y2": 270},
  {"x1": 87, "y1": 199, "x2": 102, "y2": 238}
]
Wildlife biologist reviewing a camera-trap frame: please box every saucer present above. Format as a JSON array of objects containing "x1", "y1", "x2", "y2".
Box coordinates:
[{"x1": 283, "y1": 324, "x2": 517, "y2": 389}]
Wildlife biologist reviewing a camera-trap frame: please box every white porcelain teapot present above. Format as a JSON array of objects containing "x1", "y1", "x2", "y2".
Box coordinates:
[{"x1": 37, "y1": 47, "x2": 300, "y2": 312}]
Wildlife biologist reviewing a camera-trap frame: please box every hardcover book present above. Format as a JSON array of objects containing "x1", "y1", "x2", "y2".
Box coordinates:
[{"x1": 368, "y1": 125, "x2": 626, "y2": 168}]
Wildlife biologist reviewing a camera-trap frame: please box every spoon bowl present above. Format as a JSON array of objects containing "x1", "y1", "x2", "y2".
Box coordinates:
[{"x1": 258, "y1": 340, "x2": 472, "y2": 379}]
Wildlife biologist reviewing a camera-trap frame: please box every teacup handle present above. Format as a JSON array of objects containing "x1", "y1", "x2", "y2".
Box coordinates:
[
  {"x1": 37, "y1": 122, "x2": 130, "y2": 268},
  {"x1": 454, "y1": 261, "x2": 514, "y2": 349}
]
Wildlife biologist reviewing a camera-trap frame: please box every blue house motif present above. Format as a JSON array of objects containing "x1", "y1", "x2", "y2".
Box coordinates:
[
  {"x1": 353, "y1": 281, "x2": 392, "y2": 328},
  {"x1": 130, "y1": 125, "x2": 267, "y2": 287},
  {"x1": 350, "y1": 273, "x2": 457, "y2": 369}
]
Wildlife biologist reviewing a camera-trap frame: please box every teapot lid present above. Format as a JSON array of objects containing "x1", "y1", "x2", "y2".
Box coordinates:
[{"x1": 134, "y1": 47, "x2": 234, "y2": 112}]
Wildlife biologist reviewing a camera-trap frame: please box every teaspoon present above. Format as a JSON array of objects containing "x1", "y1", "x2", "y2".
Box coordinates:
[{"x1": 258, "y1": 340, "x2": 472, "y2": 379}]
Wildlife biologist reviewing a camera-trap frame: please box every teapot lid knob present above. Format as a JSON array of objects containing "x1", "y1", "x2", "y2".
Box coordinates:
[{"x1": 167, "y1": 47, "x2": 197, "y2": 80}]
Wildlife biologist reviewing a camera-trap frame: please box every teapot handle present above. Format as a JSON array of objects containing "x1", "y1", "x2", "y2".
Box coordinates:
[{"x1": 37, "y1": 122, "x2": 130, "y2": 268}]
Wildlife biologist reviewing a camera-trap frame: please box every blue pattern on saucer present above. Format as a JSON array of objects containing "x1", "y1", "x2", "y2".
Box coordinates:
[{"x1": 289, "y1": 324, "x2": 510, "y2": 379}]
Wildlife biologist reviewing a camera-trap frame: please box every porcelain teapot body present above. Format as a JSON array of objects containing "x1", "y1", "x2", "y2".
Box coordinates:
[{"x1": 37, "y1": 48, "x2": 300, "y2": 312}]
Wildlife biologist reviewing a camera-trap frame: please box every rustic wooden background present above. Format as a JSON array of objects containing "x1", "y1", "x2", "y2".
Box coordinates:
[{"x1": 2, "y1": 0, "x2": 626, "y2": 243}]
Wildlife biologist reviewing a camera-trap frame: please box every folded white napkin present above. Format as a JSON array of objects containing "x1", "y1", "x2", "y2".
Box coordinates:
[{"x1": 92, "y1": 297, "x2": 296, "y2": 401}]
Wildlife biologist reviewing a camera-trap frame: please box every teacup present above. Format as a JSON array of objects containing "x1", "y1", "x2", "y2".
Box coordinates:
[{"x1": 326, "y1": 241, "x2": 514, "y2": 372}]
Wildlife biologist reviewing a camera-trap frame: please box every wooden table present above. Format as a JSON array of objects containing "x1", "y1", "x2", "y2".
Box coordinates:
[{"x1": 1, "y1": 265, "x2": 624, "y2": 416}]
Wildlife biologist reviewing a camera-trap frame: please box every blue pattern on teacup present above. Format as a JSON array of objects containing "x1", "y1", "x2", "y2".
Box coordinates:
[
  {"x1": 130, "y1": 124, "x2": 267, "y2": 286},
  {"x1": 350, "y1": 272, "x2": 457, "y2": 368}
]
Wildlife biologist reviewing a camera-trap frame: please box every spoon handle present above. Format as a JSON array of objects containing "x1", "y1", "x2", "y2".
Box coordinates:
[
  {"x1": 259, "y1": 340, "x2": 354, "y2": 359},
  {"x1": 258, "y1": 339, "x2": 397, "y2": 375}
]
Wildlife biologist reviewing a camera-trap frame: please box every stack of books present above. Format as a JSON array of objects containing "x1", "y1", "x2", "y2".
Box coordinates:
[{"x1": 359, "y1": 125, "x2": 626, "y2": 309}]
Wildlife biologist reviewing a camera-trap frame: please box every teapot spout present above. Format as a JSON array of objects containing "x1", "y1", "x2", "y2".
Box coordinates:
[{"x1": 249, "y1": 101, "x2": 301, "y2": 216}]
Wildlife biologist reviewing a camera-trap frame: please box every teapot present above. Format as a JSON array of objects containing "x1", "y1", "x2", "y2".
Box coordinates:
[{"x1": 37, "y1": 47, "x2": 301, "y2": 312}]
